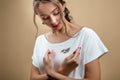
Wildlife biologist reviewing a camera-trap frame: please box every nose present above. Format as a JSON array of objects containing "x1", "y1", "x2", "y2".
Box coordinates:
[{"x1": 50, "y1": 15, "x2": 57, "y2": 25}]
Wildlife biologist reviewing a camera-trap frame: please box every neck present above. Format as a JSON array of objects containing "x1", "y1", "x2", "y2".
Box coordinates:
[
  {"x1": 54, "y1": 20, "x2": 70, "y2": 34},
  {"x1": 52, "y1": 23, "x2": 74, "y2": 38},
  {"x1": 52, "y1": 18, "x2": 80, "y2": 37}
]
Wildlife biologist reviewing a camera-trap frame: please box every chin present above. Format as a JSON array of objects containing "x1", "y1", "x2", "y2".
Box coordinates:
[{"x1": 57, "y1": 26, "x2": 64, "y2": 32}]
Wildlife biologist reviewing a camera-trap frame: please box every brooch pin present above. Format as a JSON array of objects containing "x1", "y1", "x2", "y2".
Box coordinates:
[{"x1": 61, "y1": 47, "x2": 70, "y2": 53}]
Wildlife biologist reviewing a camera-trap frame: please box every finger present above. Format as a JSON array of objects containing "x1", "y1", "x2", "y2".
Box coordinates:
[
  {"x1": 48, "y1": 50, "x2": 55, "y2": 61},
  {"x1": 68, "y1": 47, "x2": 81, "y2": 63},
  {"x1": 44, "y1": 49, "x2": 50, "y2": 62},
  {"x1": 50, "y1": 50, "x2": 55, "y2": 58},
  {"x1": 68, "y1": 55, "x2": 80, "y2": 64},
  {"x1": 43, "y1": 57, "x2": 47, "y2": 64},
  {"x1": 73, "y1": 47, "x2": 81, "y2": 58},
  {"x1": 73, "y1": 47, "x2": 81, "y2": 61},
  {"x1": 47, "y1": 49, "x2": 51, "y2": 59},
  {"x1": 66, "y1": 53, "x2": 74, "y2": 60},
  {"x1": 43, "y1": 51, "x2": 48, "y2": 64},
  {"x1": 74, "y1": 47, "x2": 81, "y2": 61},
  {"x1": 66, "y1": 47, "x2": 80, "y2": 61}
]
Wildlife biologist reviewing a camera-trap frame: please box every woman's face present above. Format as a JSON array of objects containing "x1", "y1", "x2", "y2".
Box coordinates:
[{"x1": 37, "y1": 2, "x2": 64, "y2": 30}]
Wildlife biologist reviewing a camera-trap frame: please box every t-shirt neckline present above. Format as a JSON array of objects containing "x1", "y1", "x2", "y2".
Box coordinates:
[{"x1": 43, "y1": 27, "x2": 85, "y2": 46}]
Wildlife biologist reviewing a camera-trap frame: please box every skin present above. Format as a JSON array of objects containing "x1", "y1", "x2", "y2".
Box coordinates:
[{"x1": 31, "y1": 2, "x2": 101, "y2": 80}]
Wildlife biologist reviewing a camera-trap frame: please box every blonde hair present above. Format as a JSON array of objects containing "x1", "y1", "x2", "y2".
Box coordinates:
[{"x1": 33, "y1": 0, "x2": 72, "y2": 38}]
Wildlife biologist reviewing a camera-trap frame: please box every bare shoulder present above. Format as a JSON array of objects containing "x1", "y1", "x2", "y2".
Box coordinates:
[{"x1": 69, "y1": 23, "x2": 83, "y2": 35}]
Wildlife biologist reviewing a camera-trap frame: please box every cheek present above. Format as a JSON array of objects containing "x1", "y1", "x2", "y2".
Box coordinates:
[
  {"x1": 44, "y1": 16, "x2": 60, "y2": 24},
  {"x1": 44, "y1": 22, "x2": 51, "y2": 27},
  {"x1": 41, "y1": 19, "x2": 50, "y2": 25},
  {"x1": 56, "y1": 15, "x2": 62, "y2": 23},
  {"x1": 58, "y1": 14, "x2": 62, "y2": 20},
  {"x1": 43, "y1": 21, "x2": 53, "y2": 28}
]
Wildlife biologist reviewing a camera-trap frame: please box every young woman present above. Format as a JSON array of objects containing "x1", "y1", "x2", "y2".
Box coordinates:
[{"x1": 31, "y1": 0, "x2": 108, "y2": 80}]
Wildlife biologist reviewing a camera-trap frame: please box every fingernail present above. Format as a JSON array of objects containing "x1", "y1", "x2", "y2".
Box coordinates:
[
  {"x1": 73, "y1": 51, "x2": 76, "y2": 54},
  {"x1": 48, "y1": 50, "x2": 51, "y2": 54}
]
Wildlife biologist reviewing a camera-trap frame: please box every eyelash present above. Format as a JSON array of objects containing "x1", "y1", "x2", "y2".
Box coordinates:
[
  {"x1": 42, "y1": 11, "x2": 60, "y2": 20},
  {"x1": 53, "y1": 11, "x2": 60, "y2": 16},
  {"x1": 42, "y1": 17, "x2": 49, "y2": 20}
]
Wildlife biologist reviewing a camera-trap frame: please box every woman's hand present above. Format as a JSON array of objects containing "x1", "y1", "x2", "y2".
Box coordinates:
[
  {"x1": 43, "y1": 50, "x2": 55, "y2": 74},
  {"x1": 58, "y1": 47, "x2": 81, "y2": 76}
]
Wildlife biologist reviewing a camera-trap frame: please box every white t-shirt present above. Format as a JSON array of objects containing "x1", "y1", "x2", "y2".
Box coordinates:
[{"x1": 32, "y1": 27, "x2": 108, "y2": 79}]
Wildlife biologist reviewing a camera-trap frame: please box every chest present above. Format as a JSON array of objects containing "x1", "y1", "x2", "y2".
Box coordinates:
[
  {"x1": 37, "y1": 35, "x2": 83, "y2": 73},
  {"x1": 46, "y1": 34, "x2": 71, "y2": 44},
  {"x1": 42, "y1": 44, "x2": 77, "y2": 64}
]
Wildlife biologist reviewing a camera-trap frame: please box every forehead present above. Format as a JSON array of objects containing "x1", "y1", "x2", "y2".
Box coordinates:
[{"x1": 37, "y1": 2, "x2": 58, "y2": 15}]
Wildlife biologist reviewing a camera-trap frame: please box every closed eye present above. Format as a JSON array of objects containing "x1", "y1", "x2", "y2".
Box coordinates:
[
  {"x1": 53, "y1": 11, "x2": 60, "y2": 16},
  {"x1": 53, "y1": 9, "x2": 60, "y2": 16},
  {"x1": 41, "y1": 16, "x2": 49, "y2": 20}
]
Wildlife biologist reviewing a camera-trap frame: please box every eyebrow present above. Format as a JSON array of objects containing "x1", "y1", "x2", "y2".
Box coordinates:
[{"x1": 40, "y1": 7, "x2": 58, "y2": 16}]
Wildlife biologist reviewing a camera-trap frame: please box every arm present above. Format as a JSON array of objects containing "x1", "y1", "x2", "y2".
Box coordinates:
[
  {"x1": 57, "y1": 47, "x2": 81, "y2": 76},
  {"x1": 47, "y1": 58, "x2": 100, "y2": 80},
  {"x1": 84, "y1": 58, "x2": 101, "y2": 80},
  {"x1": 30, "y1": 65, "x2": 49, "y2": 80},
  {"x1": 43, "y1": 48, "x2": 101, "y2": 80},
  {"x1": 30, "y1": 49, "x2": 65, "y2": 80}
]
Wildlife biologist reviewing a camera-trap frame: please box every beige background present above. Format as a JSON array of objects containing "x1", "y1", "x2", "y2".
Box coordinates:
[{"x1": 0, "y1": 0, "x2": 120, "y2": 80}]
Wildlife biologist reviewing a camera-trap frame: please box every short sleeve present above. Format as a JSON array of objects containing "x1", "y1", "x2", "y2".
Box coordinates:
[
  {"x1": 32, "y1": 37, "x2": 40, "y2": 68},
  {"x1": 83, "y1": 28, "x2": 108, "y2": 64}
]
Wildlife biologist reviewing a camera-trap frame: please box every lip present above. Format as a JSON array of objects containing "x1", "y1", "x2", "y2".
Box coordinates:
[{"x1": 53, "y1": 22, "x2": 60, "y2": 28}]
